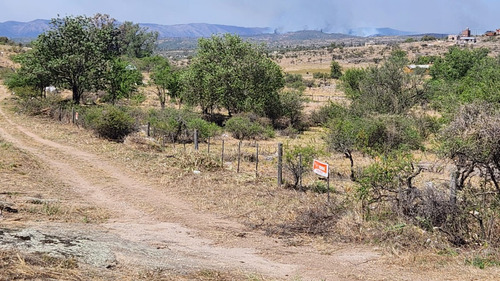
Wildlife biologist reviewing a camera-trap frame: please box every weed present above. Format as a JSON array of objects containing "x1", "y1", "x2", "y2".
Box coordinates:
[
  {"x1": 42, "y1": 202, "x2": 61, "y2": 216},
  {"x1": 466, "y1": 256, "x2": 500, "y2": 269}
]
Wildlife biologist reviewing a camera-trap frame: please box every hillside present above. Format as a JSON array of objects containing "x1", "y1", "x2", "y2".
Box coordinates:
[
  {"x1": 0, "y1": 19, "x2": 50, "y2": 39},
  {"x1": 0, "y1": 19, "x2": 427, "y2": 42},
  {"x1": 0, "y1": 20, "x2": 271, "y2": 40}
]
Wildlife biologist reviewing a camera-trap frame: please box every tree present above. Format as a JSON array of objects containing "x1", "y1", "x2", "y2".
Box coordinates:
[
  {"x1": 182, "y1": 34, "x2": 284, "y2": 117},
  {"x1": 103, "y1": 58, "x2": 143, "y2": 104},
  {"x1": 440, "y1": 103, "x2": 500, "y2": 194},
  {"x1": 340, "y1": 67, "x2": 366, "y2": 99},
  {"x1": 5, "y1": 51, "x2": 52, "y2": 98},
  {"x1": 279, "y1": 90, "x2": 305, "y2": 129},
  {"x1": 427, "y1": 50, "x2": 499, "y2": 114},
  {"x1": 438, "y1": 103, "x2": 500, "y2": 243},
  {"x1": 430, "y1": 47, "x2": 489, "y2": 81},
  {"x1": 326, "y1": 114, "x2": 424, "y2": 180},
  {"x1": 31, "y1": 14, "x2": 118, "y2": 104},
  {"x1": 116, "y1": 21, "x2": 158, "y2": 58},
  {"x1": 351, "y1": 50, "x2": 426, "y2": 115},
  {"x1": 149, "y1": 56, "x2": 182, "y2": 110},
  {"x1": 330, "y1": 59, "x2": 342, "y2": 79}
]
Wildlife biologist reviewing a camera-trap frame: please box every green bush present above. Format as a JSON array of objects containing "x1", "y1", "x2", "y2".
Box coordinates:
[
  {"x1": 284, "y1": 144, "x2": 319, "y2": 190},
  {"x1": 313, "y1": 72, "x2": 330, "y2": 80},
  {"x1": 13, "y1": 89, "x2": 63, "y2": 117},
  {"x1": 187, "y1": 117, "x2": 220, "y2": 140},
  {"x1": 224, "y1": 115, "x2": 273, "y2": 140},
  {"x1": 148, "y1": 108, "x2": 219, "y2": 143},
  {"x1": 330, "y1": 60, "x2": 342, "y2": 79},
  {"x1": 84, "y1": 105, "x2": 136, "y2": 142},
  {"x1": 309, "y1": 102, "x2": 348, "y2": 126}
]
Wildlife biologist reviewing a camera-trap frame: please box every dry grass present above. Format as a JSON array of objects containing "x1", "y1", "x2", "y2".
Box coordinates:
[
  {"x1": 132, "y1": 269, "x2": 263, "y2": 281},
  {"x1": 0, "y1": 250, "x2": 82, "y2": 281},
  {"x1": 3, "y1": 37, "x2": 500, "y2": 278},
  {"x1": 0, "y1": 136, "x2": 110, "y2": 224}
]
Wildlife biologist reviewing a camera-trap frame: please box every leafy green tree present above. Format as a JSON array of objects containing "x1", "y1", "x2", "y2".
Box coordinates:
[
  {"x1": 103, "y1": 58, "x2": 143, "y2": 104},
  {"x1": 421, "y1": 35, "x2": 438, "y2": 41},
  {"x1": 150, "y1": 55, "x2": 182, "y2": 109},
  {"x1": 182, "y1": 34, "x2": 284, "y2": 117},
  {"x1": 351, "y1": 50, "x2": 426, "y2": 115},
  {"x1": 279, "y1": 90, "x2": 305, "y2": 129},
  {"x1": 6, "y1": 50, "x2": 52, "y2": 98},
  {"x1": 326, "y1": 113, "x2": 424, "y2": 180},
  {"x1": 430, "y1": 47, "x2": 489, "y2": 81},
  {"x1": 428, "y1": 52, "x2": 500, "y2": 114},
  {"x1": 148, "y1": 108, "x2": 218, "y2": 143},
  {"x1": 117, "y1": 21, "x2": 158, "y2": 58},
  {"x1": 340, "y1": 68, "x2": 366, "y2": 99},
  {"x1": 30, "y1": 14, "x2": 118, "y2": 104},
  {"x1": 330, "y1": 59, "x2": 342, "y2": 79}
]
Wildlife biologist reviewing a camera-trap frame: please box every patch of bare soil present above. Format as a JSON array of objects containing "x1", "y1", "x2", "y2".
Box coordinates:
[{"x1": 1, "y1": 83, "x2": 499, "y2": 280}]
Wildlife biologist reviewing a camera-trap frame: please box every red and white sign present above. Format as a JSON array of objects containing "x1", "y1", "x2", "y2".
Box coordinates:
[{"x1": 313, "y1": 159, "x2": 329, "y2": 178}]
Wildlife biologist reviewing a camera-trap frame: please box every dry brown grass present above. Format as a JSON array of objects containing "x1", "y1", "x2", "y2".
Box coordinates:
[
  {"x1": 0, "y1": 250, "x2": 82, "y2": 281},
  {"x1": 0, "y1": 137, "x2": 110, "y2": 224},
  {"x1": 3, "y1": 37, "x2": 500, "y2": 278}
]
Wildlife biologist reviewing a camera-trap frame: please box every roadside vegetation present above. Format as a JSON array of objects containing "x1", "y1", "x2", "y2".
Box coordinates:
[{"x1": 2, "y1": 13, "x2": 500, "y2": 274}]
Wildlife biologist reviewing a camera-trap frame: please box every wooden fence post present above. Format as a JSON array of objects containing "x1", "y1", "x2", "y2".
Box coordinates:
[
  {"x1": 298, "y1": 153, "x2": 302, "y2": 190},
  {"x1": 278, "y1": 143, "x2": 283, "y2": 187},
  {"x1": 237, "y1": 140, "x2": 242, "y2": 173},
  {"x1": 147, "y1": 122, "x2": 151, "y2": 137},
  {"x1": 221, "y1": 140, "x2": 225, "y2": 166},
  {"x1": 255, "y1": 143, "x2": 259, "y2": 178},
  {"x1": 194, "y1": 129, "x2": 199, "y2": 151}
]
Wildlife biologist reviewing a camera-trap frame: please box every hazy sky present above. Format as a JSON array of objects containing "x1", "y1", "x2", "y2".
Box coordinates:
[{"x1": 2, "y1": 0, "x2": 499, "y2": 34}]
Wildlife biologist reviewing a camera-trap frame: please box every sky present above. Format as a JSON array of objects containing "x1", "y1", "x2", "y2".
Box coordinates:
[{"x1": 2, "y1": 0, "x2": 499, "y2": 34}]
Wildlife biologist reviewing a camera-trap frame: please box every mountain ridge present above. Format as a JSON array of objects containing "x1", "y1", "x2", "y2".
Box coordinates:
[{"x1": 0, "y1": 19, "x2": 430, "y2": 40}]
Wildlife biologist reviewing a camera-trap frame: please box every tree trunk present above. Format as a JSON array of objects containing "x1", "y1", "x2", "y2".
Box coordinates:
[
  {"x1": 345, "y1": 150, "x2": 355, "y2": 181},
  {"x1": 450, "y1": 168, "x2": 459, "y2": 207},
  {"x1": 72, "y1": 85, "x2": 81, "y2": 105}
]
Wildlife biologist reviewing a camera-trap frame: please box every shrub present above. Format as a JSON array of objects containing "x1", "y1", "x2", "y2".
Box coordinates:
[
  {"x1": 84, "y1": 105, "x2": 136, "y2": 142},
  {"x1": 309, "y1": 102, "x2": 348, "y2": 126},
  {"x1": 14, "y1": 90, "x2": 63, "y2": 117},
  {"x1": 186, "y1": 117, "x2": 220, "y2": 140},
  {"x1": 224, "y1": 115, "x2": 273, "y2": 140},
  {"x1": 284, "y1": 73, "x2": 306, "y2": 90},
  {"x1": 330, "y1": 60, "x2": 342, "y2": 79},
  {"x1": 313, "y1": 72, "x2": 329, "y2": 80},
  {"x1": 284, "y1": 144, "x2": 319, "y2": 190},
  {"x1": 279, "y1": 90, "x2": 306, "y2": 130},
  {"x1": 149, "y1": 108, "x2": 219, "y2": 143}
]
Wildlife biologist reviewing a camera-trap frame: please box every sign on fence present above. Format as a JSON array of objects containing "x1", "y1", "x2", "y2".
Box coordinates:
[{"x1": 313, "y1": 159, "x2": 329, "y2": 178}]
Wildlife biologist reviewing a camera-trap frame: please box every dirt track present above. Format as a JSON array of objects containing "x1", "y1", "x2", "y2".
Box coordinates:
[{"x1": 1, "y1": 84, "x2": 497, "y2": 280}]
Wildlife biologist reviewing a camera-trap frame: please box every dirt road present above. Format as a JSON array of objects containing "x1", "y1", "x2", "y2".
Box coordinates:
[{"x1": 0, "y1": 85, "x2": 494, "y2": 280}]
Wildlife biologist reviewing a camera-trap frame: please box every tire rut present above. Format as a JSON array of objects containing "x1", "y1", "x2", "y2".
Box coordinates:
[{"x1": 0, "y1": 89, "x2": 298, "y2": 279}]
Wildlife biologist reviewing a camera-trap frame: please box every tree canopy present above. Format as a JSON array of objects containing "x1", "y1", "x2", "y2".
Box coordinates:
[
  {"x1": 181, "y1": 34, "x2": 284, "y2": 117},
  {"x1": 9, "y1": 14, "x2": 157, "y2": 104}
]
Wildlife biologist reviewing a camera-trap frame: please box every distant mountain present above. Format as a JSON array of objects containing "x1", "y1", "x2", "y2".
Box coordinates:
[
  {"x1": 0, "y1": 20, "x2": 272, "y2": 39},
  {"x1": 141, "y1": 23, "x2": 272, "y2": 38},
  {"x1": 261, "y1": 30, "x2": 354, "y2": 40},
  {"x1": 348, "y1": 27, "x2": 416, "y2": 37},
  {"x1": 0, "y1": 19, "x2": 50, "y2": 38},
  {"x1": 0, "y1": 19, "x2": 427, "y2": 41}
]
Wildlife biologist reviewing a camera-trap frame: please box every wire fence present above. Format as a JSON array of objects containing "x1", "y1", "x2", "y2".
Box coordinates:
[{"x1": 59, "y1": 106, "x2": 334, "y2": 195}]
